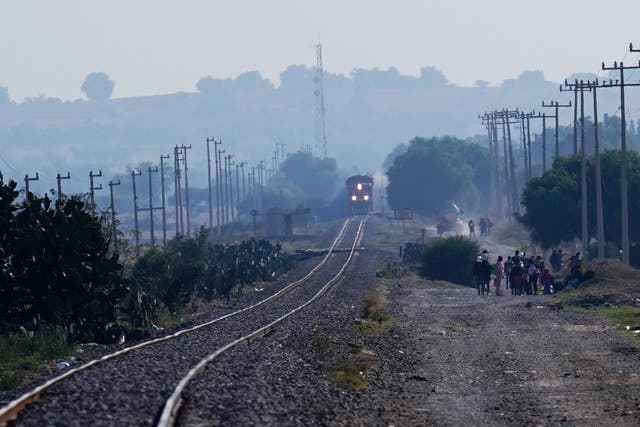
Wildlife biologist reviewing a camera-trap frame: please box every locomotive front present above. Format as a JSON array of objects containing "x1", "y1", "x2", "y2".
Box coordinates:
[{"x1": 346, "y1": 175, "x2": 374, "y2": 214}]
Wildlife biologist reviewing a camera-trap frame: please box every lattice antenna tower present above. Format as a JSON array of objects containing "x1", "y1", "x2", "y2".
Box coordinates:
[{"x1": 314, "y1": 43, "x2": 327, "y2": 158}]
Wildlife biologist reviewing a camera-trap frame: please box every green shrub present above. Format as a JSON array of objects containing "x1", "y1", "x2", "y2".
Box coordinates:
[
  {"x1": 0, "y1": 174, "x2": 129, "y2": 343},
  {"x1": 130, "y1": 228, "x2": 295, "y2": 322},
  {"x1": 421, "y1": 235, "x2": 479, "y2": 286}
]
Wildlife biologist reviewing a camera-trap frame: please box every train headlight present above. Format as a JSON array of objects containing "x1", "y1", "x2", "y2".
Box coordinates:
[
  {"x1": 357, "y1": 183, "x2": 362, "y2": 190},
  {"x1": 363, "y1": 195, "x2": 369, "y2": 201},
  {"x1": 351, "y1": 195, "x2": 357, "y2": 201}
]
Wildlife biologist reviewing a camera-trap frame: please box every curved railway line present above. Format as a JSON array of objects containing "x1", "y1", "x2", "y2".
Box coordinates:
[
  {"x1": 158, "y1": 218, "x2": 365, "y2": 427},
  {"x1": 0, "y1": 217, "x2": 365, "y2": 427}
]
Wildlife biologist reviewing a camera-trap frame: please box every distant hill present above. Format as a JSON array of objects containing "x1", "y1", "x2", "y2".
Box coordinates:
[{"x1": 0, "y1": 66, "x2": 628, "y2": 197}]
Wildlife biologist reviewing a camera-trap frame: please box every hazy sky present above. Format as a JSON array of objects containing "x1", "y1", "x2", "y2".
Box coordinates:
[{"x1": 3, "y1": 0, "x2": 640, "y2": 101}]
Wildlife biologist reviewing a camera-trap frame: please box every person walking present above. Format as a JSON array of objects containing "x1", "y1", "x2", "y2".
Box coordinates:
[
  {"x1": 480, "y1": 253, "x2": 492, "y2": 296},
  {"x1": 494, "y1": 256, "x2": 504, "y2": 296},
  {"x1": 473, "y1": 256, "x2": 484, "y2": 296},
  {"x1": 468, "y1": 219, "x2": 476, "y2": 238}
]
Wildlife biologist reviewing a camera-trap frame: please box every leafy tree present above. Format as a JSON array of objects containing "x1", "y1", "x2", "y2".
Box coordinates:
[
  {"x1": 81, "y1": 72, "x2": 115, "y2": 101},
  {"x1": 386, "y1": 136, "x2": 491, "y2": 215},
  {"x1": 518, "y1": 150, "x2": 640, "y2": 250},
  {"x1": 382, "y1": 142, "x2": 407, "y2": 170},
  {"x1": 280, "y1": 151, "x2": 339, "y2": 199}
]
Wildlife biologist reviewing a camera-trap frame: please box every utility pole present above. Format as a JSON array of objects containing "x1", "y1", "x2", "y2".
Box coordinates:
[
  {"x1": 587, "y1": 80, "x2": 605, "y2": 259},
  {"x1": 525, "y1": 113, "x2": 532, "y2": 177},
  {"x1": 174, "y1": 145, "x2": 184, "y2": 235},
  {"x1": 181, "y1": 144, "x2": 192, "y2": 236},
  {"x1": 131, "y1": 169, "x2": 142, "y2": 256},
  {"x1": 600, "y1": 56, "x2": 640, "y2": 264},
  {"x1": 224, "y1": 154, "x2": 234, "y2": 224},
  {"x1": 503, "y1": 110, "x2": 519, "y2": 217},
  {"x1": 527, "y1": 112, "x2": 551, "y2": 173},
  {"x1": 481, "y1": 112, "x2": 504, "y2": 219},
  {"x1": 580, "y1": 81, "x2": 588, "y2": 258},
  {"x1": 23, "y1": 172, "x2": 39, "y2": 206},
  {"x1": 235, "y1": 163, "x2": 241, "y2": 210},
  {"x1": 56, "y1": 171, "x2": 70, "y2": 201},
  {"x1": 138, "y1": 166, "x2": 160, "y2": 247},
  {"x1": 108, "y1": 178, "x2": 120, "y2": 245},
  {"x1": 240, "y1": 161, "x2": 247, "y2": 200},
  {"x1": 481, "y1": 113, "x2": 498, "y2": 214},
  {"x1": 173, "y1": 146, "x2": 179, "y2": 236},
  {"x1": 258, "y1": 160, "x2": 265, "y2": 214},
  {"x1": 214, "y1": 140, "x2": 222, "y2": 235},
  {"x1": 89, "y1": 170, "x2": 103, "y2": 211},
  {"x1": 519, "y1": 113, "x2": 530, "y2": 180},
  {"x1": 250, "y1": 167, "x2": 256, "y2": 206},
  {"x1": 542, "y1": 100, "x2": 572, "y2": 160},
  {"x1": 559, "y1": 83, "x2": 579, "y2": 155},
  {"x1": 218, "y1": 149, "x2": 226, "y2": 227},
  {"x1": 562, "y1": 80, "x2": 592, "y2": 257},
  {"x1": 499, "y1": 113, "x2": 511, "y2": 216},
  {"x1": 160, "y1": 154, "x2": 169, "y2": 245},
  {"x1": 206, "y1": 138, "x2": 214, "y2": 229},
  {"x1": 228, "y1": 157, "x2": 235, "y2": 223},
  {"x1": 24, "y1": 172, "x2": 39, "y2": 194}
]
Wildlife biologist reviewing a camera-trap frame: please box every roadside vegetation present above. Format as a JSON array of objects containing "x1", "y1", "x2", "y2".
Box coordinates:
[
  {"x1": 554, "y1": 259, "x2": 640, "y2": 339},
  {"x1": 403, "y1": 236, "x2": 479, "y2": 287},
  {"x1": 0, "y1": 173, "x2": 295, "y2": 390},
  {"x1": 518, "y1": 150, "x2": 640, "y2": 266}
]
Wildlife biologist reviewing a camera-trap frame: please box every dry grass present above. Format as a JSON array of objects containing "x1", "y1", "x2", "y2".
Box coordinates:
[{"x1": 557, "y1": 258, "x2": 640, "y2": 303}]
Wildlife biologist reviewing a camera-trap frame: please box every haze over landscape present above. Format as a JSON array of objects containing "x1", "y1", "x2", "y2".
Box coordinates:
[
  {"x1": 2, "y1": 0, "x2": 640, "y2": 194},
  {"x1": 6, "y1": 3, "x2": 640, "y2": 426}
]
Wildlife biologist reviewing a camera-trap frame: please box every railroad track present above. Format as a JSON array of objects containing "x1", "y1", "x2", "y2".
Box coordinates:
[
  {"x1": 0, "y1": 217, "x2": 363, "y2": 427},
  {"x1": 157, "y1": 217, "x2": 365, "y2": 427}
]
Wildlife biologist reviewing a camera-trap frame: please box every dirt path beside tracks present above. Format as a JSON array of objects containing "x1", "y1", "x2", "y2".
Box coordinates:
[{"x1": 365, "y1": 279, "x2": 640, "y2": 426}]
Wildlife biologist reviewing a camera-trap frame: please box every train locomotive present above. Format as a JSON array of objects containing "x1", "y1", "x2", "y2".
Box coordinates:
[{"x1": 346, "y1": 175, "x2": 373, "y2": 214}]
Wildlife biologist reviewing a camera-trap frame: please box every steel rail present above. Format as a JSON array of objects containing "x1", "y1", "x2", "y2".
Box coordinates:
[
  {"x1": 157, "y1": 218, "x2": 366, "y2": 427},
  {"x1": 0, "y1": 219, "x2": 352, "y2": 426}
]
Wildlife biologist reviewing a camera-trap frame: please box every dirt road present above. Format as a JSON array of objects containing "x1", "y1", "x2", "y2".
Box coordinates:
[{"x1": 365, "y1": 276, "x2": 640, "y2": 426}]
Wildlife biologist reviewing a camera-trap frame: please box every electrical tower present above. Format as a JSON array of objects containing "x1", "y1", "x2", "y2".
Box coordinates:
[{"x1": 314, "y1": 43, "x2": 328, "y2": 158}]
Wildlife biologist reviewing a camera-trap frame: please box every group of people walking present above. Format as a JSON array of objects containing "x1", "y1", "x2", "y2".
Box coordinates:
[
  {"x1": 467, "y1": 218, "x2": 494, "y2": 238},
  {"x1": 472, "y1": 249, "x2": 582, "y2": 297}
]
